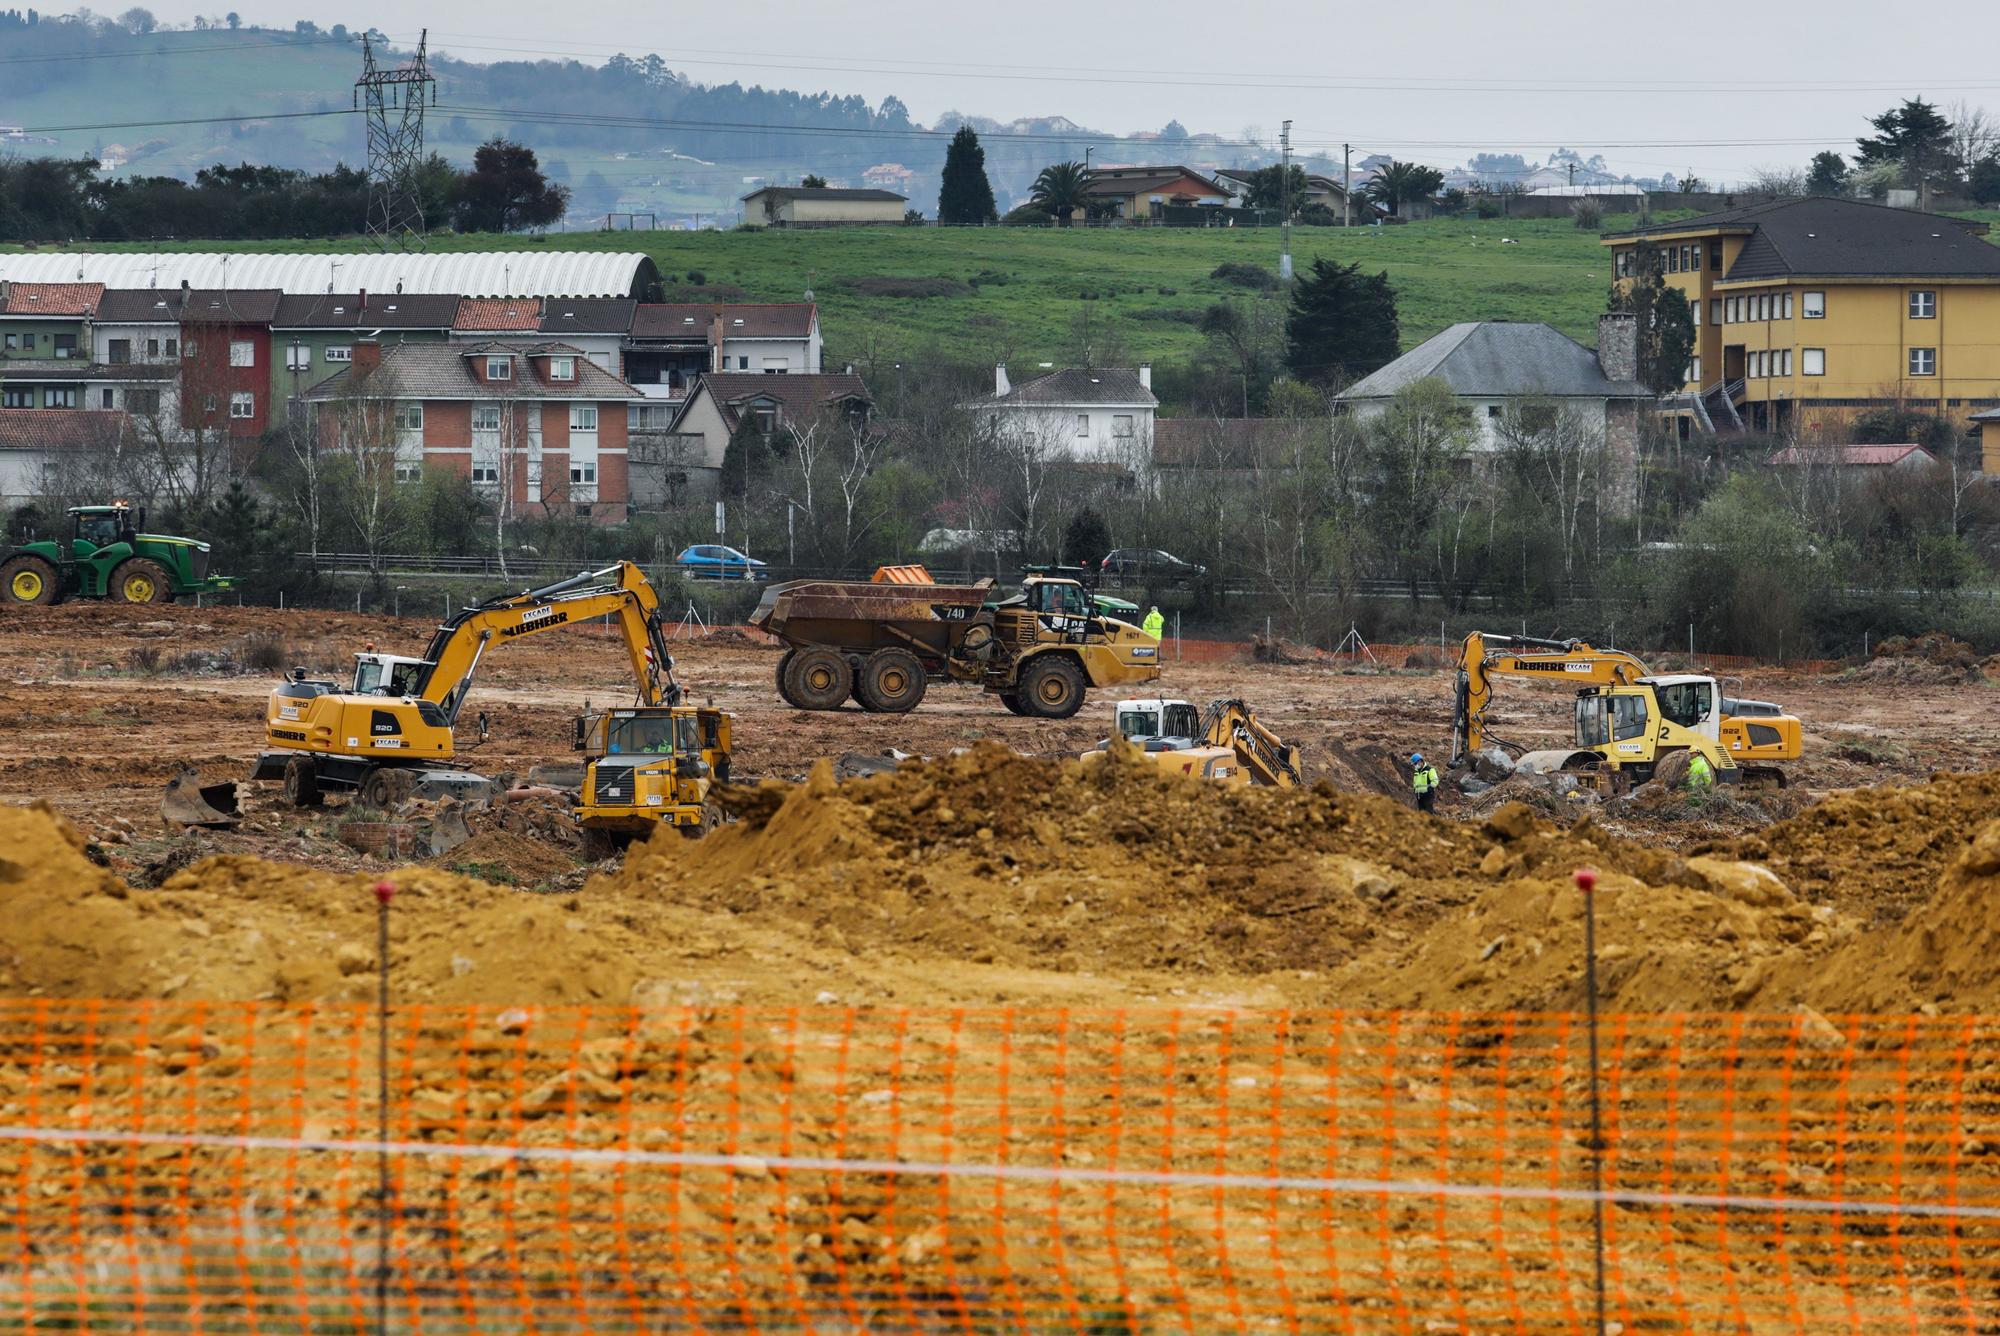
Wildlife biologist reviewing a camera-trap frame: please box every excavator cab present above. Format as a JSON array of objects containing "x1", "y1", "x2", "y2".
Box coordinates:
[
  {"x1": 1114, "y1": 699, "x2": 1202, "y2": 749},
  {"x1": 352, "y1": 652, "x2": 431, "y2": 698}
]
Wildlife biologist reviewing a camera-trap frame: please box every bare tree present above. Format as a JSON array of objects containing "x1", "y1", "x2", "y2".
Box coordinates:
[
  {"x1": 781, "y1": 405, "x2": 894, "y2": 570},
  {"x1": 1495, "y1": 400, "x2": 1607, "y2": 583},
  {"x1": 1745, "y1": 165, "x2": 1808, "y2": 197},
  {"x1": 1946, "y1": 100, "x2": 2000, "y2": 185},
  {"x1": 1250, "y1": 416, "x2": 1364, "y2": 640},
  {"x1": 322, "y1": 378, "x2": 408, "y2": 576}
]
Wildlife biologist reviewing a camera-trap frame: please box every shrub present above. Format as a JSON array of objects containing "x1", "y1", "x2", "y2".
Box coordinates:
[
  {"x1": 1475, "y1": 197, "x2": 1503, "y2": 219},
  {"x1": 851, "y1": 275, "x2": 973, "y2": 299},
  {"x1": 1571, "y1": 197, "x2": 1604, "y2": 230},
  {"x1": 128, "y1": 645, "x2": 163, "y2": 675},
  {"x1": 685, "y1": 269, "x2": 706, "y2": 284},
  {"x1": 1210, "y1": 261, "x2": 1280, "y2": 291},
  {"x1": 968, "y1": 269, "x2": 1012, "y2": 287},
  {"x1": 241, "y1": 634, "x2": 290, "y2": 673}
]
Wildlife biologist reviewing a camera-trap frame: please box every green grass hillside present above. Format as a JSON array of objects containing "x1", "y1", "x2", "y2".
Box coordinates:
[{"x1": 43, "y1": 216, "x2": 1630, "y2": 367}]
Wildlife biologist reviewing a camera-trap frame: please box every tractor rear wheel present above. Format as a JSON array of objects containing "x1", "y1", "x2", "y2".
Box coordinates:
[
  {"x1": 1017, "y1": 656, "x2": 1086, "y2": 720},
  {"x1": 0, "y1": 556, "x2": 57, "y2": 606},
  {"x1": 856, "y1": 648, "x2": 926, "y2": 713},
  {"x1": 784, "y1": 647, "x2": 852, "y2": 711},
  {"x1": 774, "y1": 649, "x2": 805, "y2": 708},
  {"x1": 281, "y1": 756, "x2": 323, "y2": 808},
  {"x1": 111, "y1": 558, "x2": 170, "y2": 605}
]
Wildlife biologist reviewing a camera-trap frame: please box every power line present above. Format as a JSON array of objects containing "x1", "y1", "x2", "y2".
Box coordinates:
[{"x1": 0, "y1": 32, "x2": 356, "y2": 66}]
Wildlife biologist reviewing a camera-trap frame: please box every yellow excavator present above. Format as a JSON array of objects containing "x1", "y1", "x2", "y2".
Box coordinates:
[
  {"x1": 1081, "y1": 697, "x2": 1303, "y2": 786},
  {"x1": 253, "y1": 561, "x2": 691, "y2": 808},
  {"x1": 1450, "y1": 631, "x2": 1802, "y2": 790}
]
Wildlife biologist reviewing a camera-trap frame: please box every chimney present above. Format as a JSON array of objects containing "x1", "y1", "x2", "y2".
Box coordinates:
[
  {"x1": 1138, "y1": 362, "x2": 1151, "y2": 391},
  {"x1": 710, "y1": 310, "x2": 725, "y2": 371},
  {"x1": 1597, "y1": 312, "x2": 1639, "y2": 384},
  {"x1": 357, "y1": 287, "x2": 367, "y2": 313},
  {"x1": 995, "y1": 362, "x2": 1010, "y2": 396},
  {"x1": 352, "y1": 339, "x2": 383, "y2": 378}
]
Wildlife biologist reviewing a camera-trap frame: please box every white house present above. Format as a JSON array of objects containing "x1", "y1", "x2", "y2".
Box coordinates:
[{"x1": 973, "y1": 364, "x2": 1159, "y2": 465}]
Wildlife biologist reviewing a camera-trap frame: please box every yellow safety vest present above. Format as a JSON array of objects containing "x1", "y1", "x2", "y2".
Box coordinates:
[
  {"x1": 1412, "y1": 765, "x2": 1440, "y2": 794},
  {"x1": 1687, "y1": 753, "x2": 1714, "y2": 788},
  {"x1": 1142, "y1": 611, "x2": 1164, "y2": 639}
]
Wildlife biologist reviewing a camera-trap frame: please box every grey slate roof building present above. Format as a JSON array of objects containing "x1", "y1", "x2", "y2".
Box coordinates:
[
  {"x1": 1337, "y1": 322, "x2": 1653, "y2": 403},
  {"x1": 272, "y1": 292, "x2": 460, "y2": 329},
  {"x1": 1605, "y1": 197, "x2": 2000, "y2": 281},
  {"x1": 302, "y1": 341, "x2": 643, "y2": 403},
  {"x1": 539, "y1": 298, "x2": 638, "y2": 335}
]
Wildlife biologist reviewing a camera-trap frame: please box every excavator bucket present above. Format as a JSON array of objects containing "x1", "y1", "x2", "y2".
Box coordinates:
[{"x1": 161, "y1": 769, "x2": 241, "y2": 827}]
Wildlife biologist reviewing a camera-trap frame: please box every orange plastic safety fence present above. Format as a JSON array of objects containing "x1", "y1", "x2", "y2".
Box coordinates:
[{"x1": 3, "y1": 1002, "x2": 1998, "y2": 1332}]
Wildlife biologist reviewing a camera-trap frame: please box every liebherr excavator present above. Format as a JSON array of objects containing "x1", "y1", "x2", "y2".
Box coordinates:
[
  {"x1": 253, "y1": 562, "x2": 701, "y2": 810},
  {"x1": 1451, "y1": 631, "x2": 1802, "y2": 790}
]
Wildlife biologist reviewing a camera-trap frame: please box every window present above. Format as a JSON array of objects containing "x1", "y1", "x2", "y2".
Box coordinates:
[
  {"x1": 1725, "y1": 297, "x2": 1738, "y2": 323},
  {"x1": 145, "y1": 338, "x2": 160, "y2": 358},
  {"x1": 287, "y1": 343, "x2": 311, "y2": 371},
  {"x1": 1112, "y1": 414, "x2": 1135, "y2": 438},
  {"x1": 1, "y1": 388, "x2": 28, "y2": 408},
  {"x1": 100, "y1": 388, "x2": 115, "y2": 409},
  {"x1": 107, "y1": 339, "x2": 131, "y2": 364},
  {"x1": 471, "y1": 462, "x2": 499, "y2": 484},
  {"x1": 202, "y1": 394, "x2": 218, "y2": 412},
  {"x1": 1614, "y1": 250, "x2": 1636, "y2": 279},
  {"x1": 1802, "y1": 291, "x2": 1825, "y2": 318},
  {"x1": 1709, "y1": 298, "x2": 1722, "y2": 325},
  {"x1": 1076, "y1": 413, "x2": 1090, "y2": 437},
  {"x1": 1802, "y1": 348, "x2": 1825, "y2": 376},
  {"x1": 1690, "y1": 242, "x2": 1702, "y2": 269},
  {"x1": 1667, "y1": 248, "x2": 1680, "y2": 273},
  {"x1": 763, "y1": 358, "x2": 787, "y2": 373},
  {"x1": 1690, "y1": 301, "x2": 1702, "y2": 328},
  {"x1": 228, "y1": 339, "x2": 254, "y2": 368},
  {"x1": 1611, "y1": 694, "x2": 1650, "y2": 742},
  {"x1": 737, "y1": 356, "x2": 749, "y2": 370},
  {"x1": 47, "y1": 388, "x2": 77, "y2": 409},
  {"x1": 1, "y1": 334, "x2": 14, "y2": 350},
  {"x1": 569, "y1": 405, "x2": 598, "y2": 432},
  {"x1": 1780, "y1": 350, "x2": 1792, "y2": 376},
  {"x1": 472, "y1": 404, "x2": 502, "y2": 432},
  {"x1": 1748, "y1": 352, "x2": 1761, "y2": 379},
  {"x1": 325, "y1": 345, "x2": 353, "y2": 363},
  {"x1": 629, "y1": 402, "x2": 672, "y2": 430},
  {"x1": 394, "y1": 403, "x2": 424, "y2": 432},
  {"x1": 549, "y1": 356, "x2": 575, "y2": 380},
  {"x1": 1710, "y1": 245, "x2": 1723, "y2": 272},
  {"x1": 1486, "y1": 405, "x2": 1503, "y2": 418},
  {"x1": 1909, "y1": 291, "x2": 1936, "y2": 319},
  {"x1": 1909, "y1": 347, "x2": 1936, "y2": 376},
  {"x1": 164, "y1": 338, "x2": 178, "y2": 358},
  {"x1": 128, "y1": 388, "x2": 159, "y2": 415},
  {"x1": 53, "y1": 334, "x2": 77, "y2": 360},
  {"x1": 1686, "y1": 356, "x2": 1702, "y2": 384},
  {"x1": 229, "y1": 391, "x2": 255, "y2": 419},
  {"x1": 485, "y1": 356, "x2": 512, "y2": 381},
  {"x1": 395, "y1": 463, "x2": 423, "y2": 484},
  {"x1": 1782, "y1": 293, "x2": 1794, "y2": 319},
  {"x1": 570, "y1": 462, "x2": 597, "y2": 485}
]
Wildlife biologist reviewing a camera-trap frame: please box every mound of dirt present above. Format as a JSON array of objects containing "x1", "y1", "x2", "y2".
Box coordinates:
[{"x1": 431, "y1": 829, "x2": 580, "y2": 886}]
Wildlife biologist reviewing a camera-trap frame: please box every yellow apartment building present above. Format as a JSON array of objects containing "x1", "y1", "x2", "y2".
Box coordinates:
[{"x1": 1604, "y1": 197, "x2": 2000, "y2": 440}]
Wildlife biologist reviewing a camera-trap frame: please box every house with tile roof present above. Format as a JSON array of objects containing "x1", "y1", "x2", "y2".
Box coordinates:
[
  {"x1": 1078, "y1": 166, "x2": 1231, "y2": 222},
  {"x1": 1605, "y1": 196, "x2": 2000, "y2": 435},
  {"x1": 622, "y1": 303, "x2": 822, "y2": 402},
  {"x1": 651, "y1": 370, "x2": 872, "y2": 504},
  {"x1": 0, "y1": 409, "x2": 138, "y2": 505},
  {"x1": 971, "y1": 364, "x2": 1158, "y2": 464},
  {"x1": 304, "y1": 340, "x2": 647, "y2": 520}
]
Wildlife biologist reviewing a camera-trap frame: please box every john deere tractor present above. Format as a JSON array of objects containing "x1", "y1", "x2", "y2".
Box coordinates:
[{"x1": 1, "y1": 504, "x2": 231, "y2": 606}]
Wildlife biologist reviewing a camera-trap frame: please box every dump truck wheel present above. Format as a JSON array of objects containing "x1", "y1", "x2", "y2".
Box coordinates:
[
  {"x1": 111, "y1": 558, "x2": 170, "y2": 604},
  {"x1": 680, "y1": 802, "x2": 722, "y2": 839},
  {"x1": 1018, "y1": 656, "x2": 1086, "y2": 719},
  {"x1": 785, "y1": 647, "x2": 852, "y2": 711},
  {"x1": 281, "y1": 756, "x2": 323, "y2": 808},
  {"x1": 774, "y1": 650, "x2": 806, "y2": 708},
  {"x1": 0, "y1": 556, "x2": 57, "y2": 605},
  {"x1": 998, "y1": 691, "x2": 1027, "y2": 715},
  {"x1": 857, "y1": 648, "x2": 926, "y2": 714}
]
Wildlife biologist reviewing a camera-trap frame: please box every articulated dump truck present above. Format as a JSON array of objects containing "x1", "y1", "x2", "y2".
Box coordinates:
[{"x1": 747, "y1": 567, "x2": 1162, "y2": 719}]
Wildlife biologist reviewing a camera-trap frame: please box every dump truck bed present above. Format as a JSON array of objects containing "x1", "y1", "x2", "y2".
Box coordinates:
[{"x1": 749, "y1": 577, "x2": 996, "y2": 652}]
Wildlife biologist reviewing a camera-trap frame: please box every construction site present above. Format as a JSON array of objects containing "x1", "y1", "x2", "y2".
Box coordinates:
[{"x1": 6, "y1": 565, "x2": 2000, "y2": 1330}]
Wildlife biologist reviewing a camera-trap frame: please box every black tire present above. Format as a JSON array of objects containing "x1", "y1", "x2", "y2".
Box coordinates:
[
  {"x1": 998, "y1": 691, "x2": 1027, "y2": 716},
  {"x1": 0, "y1": 555, "x2": 58, "y2": 606},
  {"x1": 281, "y1": 756, "x2": 323, "y2": 808},
  {"x1": 855, "y1": 648, "x2": 927, "y2": 714},
  {"x1": 111, "y1": 558, "x2": 170, "y2": 605},
  {"x1": 784, "y1": 647, "x2": 852, "y2": 711},
  {"x1": 361, "y1": 767, "x2": 410, "y2": 810},
  {"x1": 1017, "y1": 655, "x2": 1086, "y2": 720},
  {"x1": 679, "y1": 802, "x2": 722, "y2": 840},
  {"x1": 774, "y1": 649, "x2": 805, "y2": 708}
]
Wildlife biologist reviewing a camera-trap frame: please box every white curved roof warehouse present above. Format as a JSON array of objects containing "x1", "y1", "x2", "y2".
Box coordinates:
[{"x1": 0, "y1": 251, "x2": 660, "y2": 299}]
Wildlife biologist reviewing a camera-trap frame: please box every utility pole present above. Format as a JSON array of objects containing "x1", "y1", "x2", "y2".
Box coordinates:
[
  {"x1": 1343, "y1": 143, "x2": 1352, "y2": 228},
  {"x1": 1279, "y1": 120, "x2": 1294, "y2": 281},
  {"x1": 1568, "y1": 161, "x2": 1578, "y2": 187}
]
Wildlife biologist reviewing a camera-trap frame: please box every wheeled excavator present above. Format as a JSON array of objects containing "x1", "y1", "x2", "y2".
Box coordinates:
[
  {"x1": 1450, "y1": 632, "x2": 1802, "y2": 791},
  {"x1": 252, "y1": 562, "x2": 731, "y2": 835},
  {"x1": 1081, "y1": 697, "x2": 1303, "y2": 786}
]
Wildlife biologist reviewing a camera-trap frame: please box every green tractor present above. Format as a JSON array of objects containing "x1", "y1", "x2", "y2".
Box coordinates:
[{"x1": 1, "y1": 504, "x2": 232, "y2": 606}]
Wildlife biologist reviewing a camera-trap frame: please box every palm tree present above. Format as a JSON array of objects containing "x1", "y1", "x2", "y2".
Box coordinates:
[
  {"x1": 1363, "y1": 160, "x2": 1446, "y2": 216},
  {"x1": 1029, "y1": 160, "x2": 1091, "y2": 226}
]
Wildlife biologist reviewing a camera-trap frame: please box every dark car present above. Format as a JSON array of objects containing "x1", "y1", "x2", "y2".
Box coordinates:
[
  {"x1": 1100, "y1": 548, "x2": 1207, "y2": 584},
  {"x1": 676, "y1": 544, "x2": 769, "y2": 581}
]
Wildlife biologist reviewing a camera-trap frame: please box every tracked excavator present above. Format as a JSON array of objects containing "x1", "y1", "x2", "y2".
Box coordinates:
[
  {"x1": 1450, "y1": 632, "x2": 1802, "y2": 791},
  {"x1": 251, "y1": 562, "x2": 706, "y2": 813},
  {"x1": 1081, "y1": 697, "x2": 1303, "y2": 786}
]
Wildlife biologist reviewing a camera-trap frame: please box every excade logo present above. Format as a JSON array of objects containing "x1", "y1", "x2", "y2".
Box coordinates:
[{"x1": 501, "y1": 607, "x2": 569, "y2": 638}]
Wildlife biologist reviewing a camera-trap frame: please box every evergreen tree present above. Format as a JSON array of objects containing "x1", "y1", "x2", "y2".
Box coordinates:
[
  {"x1": 1855, "y1": 97, "x2": 1955, "y2": 189},
  {"x1": 937, "y1": 126, "x2": 997, "y2": 226},
  {"x1": 1805, "y1": 151, "x2": 1849, "y2": 196},
  {"x1": 1061, "y1": 507, "x2": 1111, "y2": 566},
  {"x1": 1284, "y1": 258, "x2": 1399, "y2": 385},
  {"x1": 1606, "y1": 243, "x2": 1697, "y2": 396}
]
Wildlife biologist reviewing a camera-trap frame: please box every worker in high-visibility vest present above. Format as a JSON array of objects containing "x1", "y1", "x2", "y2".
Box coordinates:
[
  {"x1": 1410, "y1": 752, "x2": 1441, "y2": 814},
  {"x1": 1687, "y1": 750, "x2": 1715, "y2": 792},
  {"x1": 1142, "y1": 606, "x2": 1165, "y2": 640}
]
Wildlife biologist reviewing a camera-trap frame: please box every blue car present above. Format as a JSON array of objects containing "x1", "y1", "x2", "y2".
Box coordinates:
[{"x1": 677, "y1": 544, "x2": 769, "y2": 581}]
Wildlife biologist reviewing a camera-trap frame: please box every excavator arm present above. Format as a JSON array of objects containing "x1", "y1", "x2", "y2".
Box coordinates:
[
  {"x1": 413, "y1": 561, "x2": 682, "y2": 723},
  {"x1": 1200, "y1": 698, "x2": 1303, "y2": 787},
  {"x1": 1451, "y1": 632, "x2": 1650, "y2": 763}
]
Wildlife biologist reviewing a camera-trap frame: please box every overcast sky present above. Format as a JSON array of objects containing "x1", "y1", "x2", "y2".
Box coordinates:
[{"x1": 139, "y1": 0, "x2": 2000, "y2": 182}]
